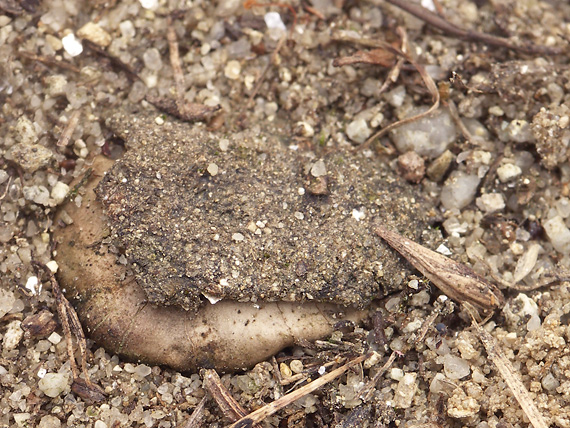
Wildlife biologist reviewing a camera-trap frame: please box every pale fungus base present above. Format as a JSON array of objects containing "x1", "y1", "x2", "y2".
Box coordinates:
[
  {"x1": 53, "y1": 111, "x2": 440, "y2": 371},
  {"x1": 54, "y1": 154, "x2": 367, "y2": 371}
]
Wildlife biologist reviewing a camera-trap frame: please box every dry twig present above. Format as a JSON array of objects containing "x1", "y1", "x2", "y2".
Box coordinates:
[
  {"x1": 384, "y1": 0, "x2": 562, "y2": 56},
  {"x1": 181, "y1": 395, "x2": 208, "y2": 428},
  {"x1": 226, "y1": 353, "x2": 370, "y2": 428},
  {"x1": 32, "y1": 261, "x2": 106, "y2": 402},
  {"x1": 358, "y1": 351, "x2": 398, "y2": 401},
  {"x1": 333, "y1": 33, "x2": 440, "y2": 151},
  {"x1": 57, "y1": 110, "x2": 81, "y2": 147},
  {"x1": 465, "y1": 304, "x2": 549, "y2": 428},
  {"x1": 240, "y1": 1, "x2": 296, "y2": 123},
  {"x1": 18, "y1": 50, "x2": 80, "y2": 73},
  {"x1": 202, "y1": 369, "x2": 262, "y2": 428},
  {"x1": 142, "y1": 14, "x2": 221, "y2": 122},
  {"x1": 445, "y1": 99, "x2": 494, "y2": 151},
  {"x1": 83, "y1": 40, "x2": 141, "y2": 82}
]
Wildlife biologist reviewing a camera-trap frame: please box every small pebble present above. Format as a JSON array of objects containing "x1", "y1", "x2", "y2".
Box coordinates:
[
  {"x1": 264, "y1": 12, "x2": 286, "y2": 31},
  {"x1": 442, "y1": 354, "x2": 470, "y2": 380},
  {"x1": 224, "y1": 60, "x2": 241, "y2": 80},
  {"x1": 47, "y1": 332, "x2": 62, "y2": 345},
  {"x1": 13, "y1": 116, "x2": 37, "y2": 145},
  {"x1": 295, "y1": 121, "x2": 314, "y2": 137},
  {"x1": 139, "y1": 0, "x2": 158, "y2": 10},
  {"x1": 506, "y1": 119, "x2": 533, "y2": 143},
  {"x1": 279, "y1": 363, "x2": 292, "y2": 378},
  {"x1": 389, "y1": 368, "x2": 404, "y2": 381},
  {"x1": 50, "y1": 182, "x2": 70, "y2": 205},
  {"x1": 207, "y1": 163, "x2": 219, "y2": 176},
  {"x1": 44, "y1": 75, "x2": 68, "y2": 97},
  {"x1": 426, "y1": 150, "x2": 454, "y2": 182},
  {"x1": 134, "y1": 364, "x2": 152, "y2": 377},
  {"x1": 385, "y1": 85, "x2": 406, "y2": 107},
  {"x1": 219, "y1": 139, "x2": 229, "y2": 151},
  {"x1": 143, "y1": 48, "x2": 163, "y2": 71},
  {"x1": 77, "y1": 22, "x2": 111, "y2": 47},
  {"x1": 513, "y1": 243, "x2": 540, "y2": 283},
  {"x1": 46, "y1": 260, "x2": 59, "y2": 273},
  {"x1": 119, "y1": 20, "x2": 136, "y2": 39},
  {"x1": 440, "y1": 171, "x2": 480, "y2": 211},
  {"x1": 390, "y1": 107, "x2": 457, "y2": 158},
  {"x1": 23, "y1": 185, "x2": 51, "y2": 206},
  {"x1": 543, "y1": 215, "x2": 570, "y2": 254},
  {"x1": 346, "y1": 118, "x2": 371, "y2": 144},
  {"x1": 9, "y1": 144, "x2": 53, "y2": 173},
  {"x1": 3, "y1": 320, "x2": 23, "y2": 351},
  {"x1": 39, "y1": 415, "x2": 62, "y2": 428},
  {"x1": 0, "y1": 288, "x2": 15, "y2": 318},
  {"x1": 542, "y1": 373, "x2": 560, "y2": 392},
  {"x1": 392, "y1": 372, "x2": 417, "y2": 408},
  {"x1": 62, "y1": 33, "x2": 83, "y2": 57},
  {"x1": 397, "y1": 151, "x2": 425, "y2": 183},
  {"x1": 363, "y1": 351, "x2": 381, "y2": 369},
  {"x1": 310, "y1": 160, "x2": 327, "y2": 177},
  {"x1": 38, "y1": 373, "x2": 69, "y2": 397},
  {"x1": 475, "y1": 193, "x2": 505, "y2": 213},
  {"x1": 290, "y1": 359, "x2": 304, "y2": 374},
  {"x1": 13, "y1": 414, "x2": 31, "y2": 426},
  {"x1": 497, "y1": 163, "x2": 522, "y2": 182},
  {"x1": 45, "y1": 34, "x2": 63, "y2": 51}
]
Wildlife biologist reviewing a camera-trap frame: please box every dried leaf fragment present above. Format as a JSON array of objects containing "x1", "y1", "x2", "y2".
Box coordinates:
[
  {"x1": 21, "y1": 310, "x2": 57, "y2": 339},
  {"x1": 145, "y1": 95, "x2": 221, "y2": 123},
  {"x1": 375, "y1": 225, "x2": 504, "y2": 312}
]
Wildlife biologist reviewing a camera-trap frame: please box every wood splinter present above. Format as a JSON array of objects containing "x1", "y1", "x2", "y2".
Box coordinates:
[{"x1": 375, "y1": 225, "x2": 505, "y2": 313}]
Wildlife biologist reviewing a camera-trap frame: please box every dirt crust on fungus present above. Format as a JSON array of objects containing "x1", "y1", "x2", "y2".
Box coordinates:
[{"x1": 97, "y1": 110, "x2": 441, "y2": 311}]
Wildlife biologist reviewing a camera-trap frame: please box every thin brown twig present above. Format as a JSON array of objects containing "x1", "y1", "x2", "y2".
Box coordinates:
[
  {"x1": 0, "y1": 175, "x2": 12, "y2": 201},
  {"x1": 166, "y1": 16, "x2": 186, "y2": 113},
  {"x1": 32, "y1": 261, "x2": 106, "y2": 402},
  {"x1": 182, "y1": 395, "x2": 208, "y2": 428},
  {"x1": 465, "y1": 303, "x2": 549, "y2": 428},
  {"x1": 476, "y1": 255, "x2": 570, "y2": 292},
  {"x1": 18, "y1": 50, "x2": 81, "y2": 73},
  {"x1": 333, "y1": 34, "x2": 440, "y2": 151},
  {"x1": 245, "y1": 32, "x2": 287, "y2": 113},
  {"x1": 446, "y1": 99, "x2": 498, "y2": 154},
  {"x1": 303, "y1": 4, "x2": 325, "y2": 20},
  {"x1": 384, "y1": 0, "x2": 562, "y2": 56},
  {"x1": 377, "y1": 26, "x2": 407, "y2": 95},
  {"x1": 83, "y1": 39, "x2": 141, "y2": 82},
  {"x1": 226, "y1": 353, "x2": 370, "y2": 428},
  {"x1": 202, "y1": 369, "x2": 262, "y2": 428},
  {"x1": 358, "y1": 351, "x2": 398, "y2": 401}
]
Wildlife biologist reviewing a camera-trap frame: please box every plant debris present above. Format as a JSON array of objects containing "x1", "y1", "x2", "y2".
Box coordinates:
[{"x1": 3, "y1": 0, "x2": 570, "y2": 426}]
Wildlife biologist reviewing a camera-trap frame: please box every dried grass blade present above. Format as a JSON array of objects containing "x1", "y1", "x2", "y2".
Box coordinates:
[
  {"x1": 466, "y1": 305, "x2": 549, "y2": 428},
  {"x1": 226, "y1": 353, "x2": 369, "y2": 428},
  {"x1": 57, "y1": 110, "x2": 81, "y2": 147}
]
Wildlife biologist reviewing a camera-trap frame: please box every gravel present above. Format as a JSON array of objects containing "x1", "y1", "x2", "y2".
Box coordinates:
[{"x1": 2, "y1": 0, "x2": 570, "y2": 427}]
